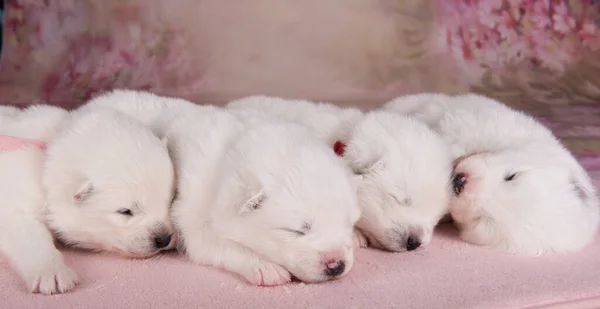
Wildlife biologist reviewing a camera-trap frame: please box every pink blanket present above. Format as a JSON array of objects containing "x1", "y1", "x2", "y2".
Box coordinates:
[{"x1": 1, "y1": 223, "x2": 599, "y2": 309}]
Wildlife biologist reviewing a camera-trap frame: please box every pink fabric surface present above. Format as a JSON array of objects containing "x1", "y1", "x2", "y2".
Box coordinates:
[
  {"x1": 1, "y1": 222, "x2": 599, "y2": 309},
  {"x1": 0, "y1": 135, "x2": 46, "y2": 151}
]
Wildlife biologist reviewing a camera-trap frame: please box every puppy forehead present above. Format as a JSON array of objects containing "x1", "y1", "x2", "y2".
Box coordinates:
[{"x1": 268, "y1": 186, "x2": 356, "y2": 212}]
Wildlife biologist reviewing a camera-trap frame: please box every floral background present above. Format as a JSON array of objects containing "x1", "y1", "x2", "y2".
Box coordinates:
[{"x1": 0, "y1": 0, "x2": 598, "y2": 178}]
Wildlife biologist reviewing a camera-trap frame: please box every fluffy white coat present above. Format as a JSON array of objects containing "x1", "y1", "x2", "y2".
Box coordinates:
[
  {"x1": 81, "y1": 89, "x2": 201, "y2": 138},
  {"x1": 0, "y1": 106, "x2": 175, "y2": 294},
  {"x1": 342, "y1": 110, "x2": 453, "y2": 251},
  {"x1": 168, "y1": 110, "x2": 360, "y2": 285},
  {"x1": 227, "y1": 96, "x2": 453, "y2": 252},
  {"x1": 385, "y1": 93, "x2": 600, "y2": 255},
  {"x1": 227, "y1": 95, "x2": 364, "y2": 145}
]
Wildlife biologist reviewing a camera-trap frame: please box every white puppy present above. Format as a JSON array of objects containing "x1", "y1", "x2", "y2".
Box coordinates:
[
  {"x1": 168, "y1": 111, "x2": 360, "y2": 285},
  {"x1": 0, "y1": 107, "x2": 175, "y2": 295},
  {"x1": 80, "y1": 89, "x2": 201, "y2": 138},
  {"x1": 227, "y1": 97, "x2": 453, "y2": 252},
  {"x1": 385, "y1": 93, "x2": 600, "y2": 255},
  {"x1": 227, "y1": 95, "x2": 364, "y2": 145},
  {"x1": 341, "y1": 111, "x2": 453, "y2": 251}
]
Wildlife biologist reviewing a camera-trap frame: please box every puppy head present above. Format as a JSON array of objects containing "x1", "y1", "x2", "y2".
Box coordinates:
[
  {"x1": 450, "y1": 146, "x2": 600, "y2": 255},
  {"x1": 211, "y1": 123, "x2": 360, "y2": 283},
  {"x1": 343, "y1": 111, "x2": 453, "y2": 252},
  {"x1": 43, "y1": 108, "x2": 176, "y2": 258}
]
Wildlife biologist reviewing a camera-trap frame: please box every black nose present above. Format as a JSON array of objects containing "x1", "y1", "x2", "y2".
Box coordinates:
[
  {"x1": 406, "y1": 237, "x2": 421, "y2": 251},
  {"x1": 452, "y1": 173, "x2": 467, "y2": 195},
  {"x1": 154, "y1": 234, "x2": 172, "y2": 249},
  {"x1": 324, "y1": 261, "x2": 345, "y2": 277}
]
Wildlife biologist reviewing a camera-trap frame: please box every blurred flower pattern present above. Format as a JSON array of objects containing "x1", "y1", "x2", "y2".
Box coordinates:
[
  {"x1": 0, "y1": 0, "x2": 598, "y2": 175},
  {"x1": 439, "y1": 0, "x2": 600, "y2": 104}
]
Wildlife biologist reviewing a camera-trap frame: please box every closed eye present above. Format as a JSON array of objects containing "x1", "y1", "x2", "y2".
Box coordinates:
[
  {"x1": 117, "y1": 208, "x2": 133, "y2": 216},
  {"x1": 280, "y1": 228, "x2": 306, "y2": 236},
  {"x1": 390, "y1": 194, "x2": 411, "y2": 207},
  {"x1": 504, "y1": 172, "x2": 518, "y2": 182}
]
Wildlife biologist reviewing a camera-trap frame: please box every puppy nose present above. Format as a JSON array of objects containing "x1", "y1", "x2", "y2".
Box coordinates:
[
  {"x1": 406, "y1": 237, "x2": 421, "y2": 251},
  {"x1": 324, "y1": 260, "x2": 345, "y2": 277},
  {"x1": 452, "y1": 173, "x2": 468, "y2": 195},
  {"x1": 153, "y1": 234, "x2": 172, "y2": 249}
]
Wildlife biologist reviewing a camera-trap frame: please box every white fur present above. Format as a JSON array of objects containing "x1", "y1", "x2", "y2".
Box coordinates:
[
  {"x1": 0, "y1": 105, "x2": 70, "y2": 141},
  {"x1": 0, "y1": 107, "x2": 176, "y2": 294},
  {"x1": 0, "y1": 147, "x2": 80, "y2": 295},
  {"x1": 0, "y1": 105, "x2": 20, "y2": 124},
  {"x1": 0, "y1": 106, "x2": 74, "y2": 294},
  {"x1": 227, "y1": 96, "x2": 453, "y2": 252},
  {"x1": 385, "y1": 93, "x2": 600, "y2": 255},
  {"x1": 169, "y1": 112, "x2": 360, "y2": 285},
  {"x1": 343, "y1": 111, "x2": 453, "y2": 251},
  {"x1": 44, "y1": 107, "x2": 176, "y2": 256},
  {"x1": 81, "y1": 89, "x2": 201, "y2": 138},
  {"x1": 227, "y1": 95, "x2": 364, "y2": 144}
]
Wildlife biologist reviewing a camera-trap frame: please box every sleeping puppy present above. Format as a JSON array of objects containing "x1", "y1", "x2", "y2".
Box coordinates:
[
  {"x1": 227, "y1": 95, "x2": 363, "y2": 145},
  {"x1": 80, "y1": 89, "x2": 200, "y2": 138},
  {"x1": 0, "y1": 107, "x2": 175, "y2": 294},
  {"x1": 168, "y1": 111, "x2": 360, "y2": 285},
  {"x1": 341, "y1": 111, "x2": 453, "y2": 252},
  {"x1": 385, "y1": 93, "x2": 600, "y2": 255},
  {"x1": 227, "y1": 96, "x2": 453, "y2": 252}
]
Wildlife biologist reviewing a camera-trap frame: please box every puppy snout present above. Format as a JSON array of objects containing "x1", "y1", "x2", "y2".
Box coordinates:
[
  {"x1": 324, "y1": 260, "x2": 346, "y2": 277},
  {"x1": 406, "y1": 236, "x2": 421, "y2": 251},
  {"x1": 452, "y1": 173, "x2": 468, "y2": 195},
  {"x1": 153, "y1": 234, "x2": 172, "y2": 249}
]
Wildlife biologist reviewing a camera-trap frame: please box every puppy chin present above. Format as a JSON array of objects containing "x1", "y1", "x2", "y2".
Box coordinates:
[
  {"x1": 358, "y1": 228, "x2": 398, "y2": 252},
  {"x1": 289, "y1": 254, "x2": 354, "y2": 283},
  {"x1": 449, "y1": 193, "x2": 480, "y2": 224},
  {"x1": 291, "y1": 271, "x2": 329, "y2": 284},
  {"x1": 116, "y1": 250, "x2": 161, "y2": 259},
  {"x1": 110, "y1": 245, "x2": 162, "y2": 259}
]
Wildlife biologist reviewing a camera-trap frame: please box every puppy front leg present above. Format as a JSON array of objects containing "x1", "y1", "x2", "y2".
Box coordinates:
[
  {"x1": 0, "y1": 214, "x2": 79, "y2": 294},
  {"x1": 183, "y1": 230, "x2": 291, "y2": 286}
]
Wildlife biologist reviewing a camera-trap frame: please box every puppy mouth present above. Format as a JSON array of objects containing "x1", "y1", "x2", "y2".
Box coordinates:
[{"x1": 365, "y1": 229, "x2": 424, "y2": 252}]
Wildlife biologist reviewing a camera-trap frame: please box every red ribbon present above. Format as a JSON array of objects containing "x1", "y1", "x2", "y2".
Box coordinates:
[{"x1": 333, "y1": 140, "x2": 346, "y2": 157}]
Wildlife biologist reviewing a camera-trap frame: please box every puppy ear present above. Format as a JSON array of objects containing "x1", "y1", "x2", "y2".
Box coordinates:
[
  {"x1": 352, "y1": 157, "x2": 386, "y2": 175},
  {"x1": 238, "y1": 190, "x2": 265, "y2": 215},
  {"x1": 572, "y1": 180, "x2": 589, "y2": 201},
  {"x1": 570, "y1": 173, "x2": 597, "y2": 206},
  {"x1": 161, "y1": 136, "x2": 169, "y2": 148},
  {"x1": 74, "y1": 181, "x2": 94, "y2": 202}
]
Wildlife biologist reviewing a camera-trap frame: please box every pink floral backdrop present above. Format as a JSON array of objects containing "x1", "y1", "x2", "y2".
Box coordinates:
[
  {"x1": 0, "y1": 0, "x2": 599, "y2": 174},
  {"x1": 1, "y1": 0, "x2": 599, "y2": 106},
  {"x1": 441, "y1": 0, "x2": 600, "y2": 105}
]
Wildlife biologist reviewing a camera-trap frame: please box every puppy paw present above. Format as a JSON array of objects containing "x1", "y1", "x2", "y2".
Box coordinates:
[
  {"x1": 27, "y1": 263, "x2": 79, "y2": 295},
  {"x1": 353, "y1": 228, "x2": 368, "y2": 248},
  {"x1": 246, "y1": 261, "x2": 291, "y2": 287}
]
